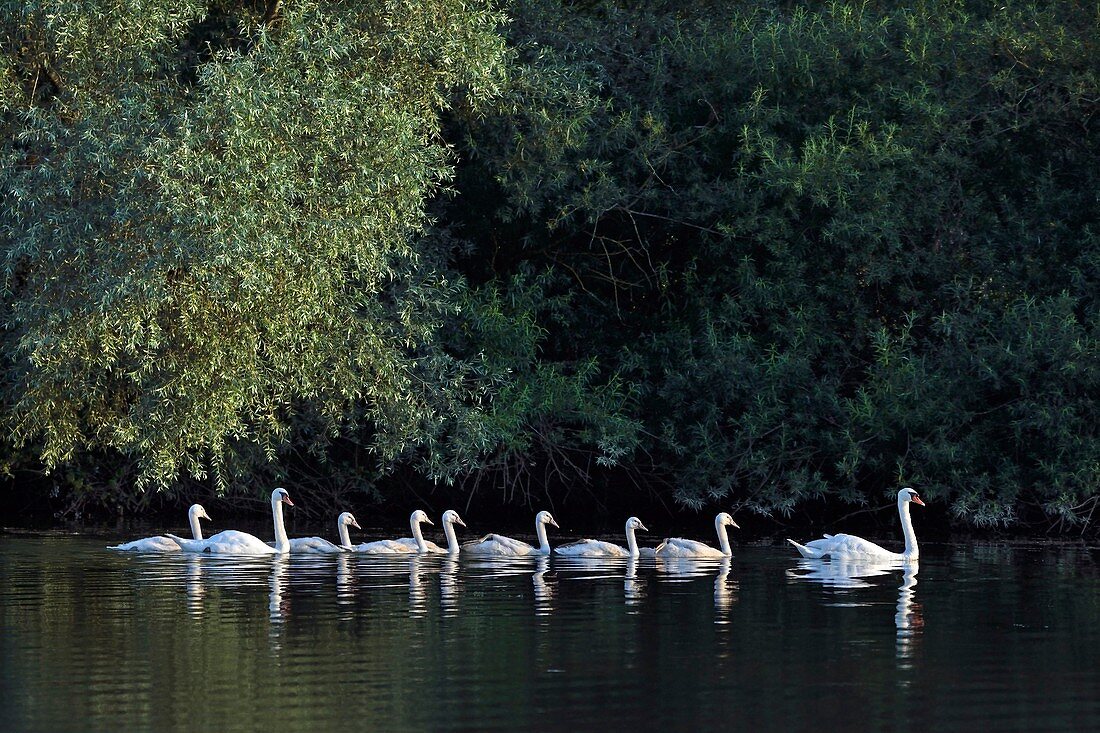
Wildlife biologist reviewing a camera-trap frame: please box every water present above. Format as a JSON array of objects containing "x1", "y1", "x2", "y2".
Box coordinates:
[{"x1": 2, "y1": 534, "x2": 1100, "y2": 732}]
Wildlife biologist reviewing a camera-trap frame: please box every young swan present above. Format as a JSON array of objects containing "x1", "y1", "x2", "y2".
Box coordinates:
[
  {"x1": 464, "y1": 510, "x2": 560, "y2": 556},
  {"x1": 356, "y1": 510, "x2": 434, "y2": 554},
  {"x1": 555, "y1": 516, "x2": 649, "y2": 558},
  {"x1": 110, "y1": 504, "x2": 211, "y2": 552},
  {"x1": 654, "y1": 512, "x2": 739, "y2": 559},
  {"x1": 280, "y1": 511, "x2": 361, "y2": 554},
  {"x1": 788, "y1": 488, "x2": 926, "y2": 561}
]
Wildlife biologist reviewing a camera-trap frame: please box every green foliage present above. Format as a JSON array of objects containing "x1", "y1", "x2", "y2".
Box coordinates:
[
  {"x1": 446, "y1": 0, "x2": 1100, "y2": 525},
  {"x1": 1, "y1": 0, "x2": 1097, "y2": 527}
]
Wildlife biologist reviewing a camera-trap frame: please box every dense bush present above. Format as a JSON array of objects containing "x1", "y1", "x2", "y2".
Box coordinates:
[{"x1": 1, "y1": 1, "x2": 1097, "y2": 527}]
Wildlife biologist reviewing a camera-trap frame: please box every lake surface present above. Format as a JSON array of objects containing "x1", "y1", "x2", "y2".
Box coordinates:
[{"x1": 2, "y1": 533, "x2": 1100, "y2": 732}]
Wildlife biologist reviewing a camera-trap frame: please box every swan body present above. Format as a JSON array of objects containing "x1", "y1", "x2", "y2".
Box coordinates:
[
  {"x1": 281, "y1": 511, "x2": 360, "y2": 553},
  {"x1": 556, "y1": 517, "x2": 648, "y2": 558},
  {"x1": 788, "y1": 488, "x2": 925, "y2": 561},
  {"x1": 172, "y1": 488, "x2": 294, "y2": 555},
  {"x1": 356, "y1": 510, "x2": 433, "y2": 554},
  {"x1": 655, "y1": 512, "x2": 739, "y2": 558},
  {"x1": 394, "y1": 510, "x2": 467, "y2": 554},
  {"x1": 110, "y1": 504, "x2": 211, "y2": 552},
  {"x1": 464, "y1": 511, "x2": 559, "y2": 556}
]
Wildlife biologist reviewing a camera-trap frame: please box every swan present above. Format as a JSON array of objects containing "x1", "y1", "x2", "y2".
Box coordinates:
[
  {"x1": 171, "y1": 487, "x2": 294, "y2": 555},
  {"x1": 356, "y1": 510, "x2": 433, "y2": 554},
  {"x1": 109, "y1": 504, "x2": 211, "y2": 552},
  {"x1": 788, "y1": 487, "x2": 925, "y2": 561},
  {"x1": 654, "y1": 512, "x2": 739, "y2": 558},
  {"x1": 277, "y1": 511, "x2": 360, "y2": 553},
  {"x1": 555, "y1": 516, "x2": 649, "y2": 558},
  {"x1": 393, "y1": 509, "x2": 466, "y2": 554},
  {"x1": 463, "y1": 510, "x2": 559, "y2": 556}
]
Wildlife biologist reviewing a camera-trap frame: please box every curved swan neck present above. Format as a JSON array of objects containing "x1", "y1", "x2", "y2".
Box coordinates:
[
  {"x1": 443, "y1": 518, "x2": 460, "y2": 554},
  {"x1": 625, "y1": 520, "x2": 639, "y2": 556},
  {"x1": 410, "y1": 515, "x2": 428, "y2": 552},
  {"x1": 536, "y1": 519, "x2": 551, "y2": 554},
  {"x1": 338, "y1": 519, "x2": 352, "y2": 549},
  {"x1": 272, "y1": 497, "x2": 290, "y2": 553},
  {"x1": 898, "y1": 497, "x2": 918, "y2": 558},
  {"x1": 715, "y1": 516, "x2": 732, "y2": 556},
  {"x1": 188, "y1": 509, "x2": 204, "y2": 541}
]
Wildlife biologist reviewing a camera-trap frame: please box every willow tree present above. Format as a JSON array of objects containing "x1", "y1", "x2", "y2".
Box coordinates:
[{"x1": 0, "y1": 1, "x2": 511, "y2": 491}]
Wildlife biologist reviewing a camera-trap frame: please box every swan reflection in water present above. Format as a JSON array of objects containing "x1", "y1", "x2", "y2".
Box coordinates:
[
  {"x1": 533, "y1": 555, "x2": 553, "y2": 616},
  {"x1": 440, "y1": 557, "x2": 459, "y2": 617},
  {"x1": 654, "y1": 556, "x2": 738, "y2": 613},
  {"x1": 895, "y1": 564, "x2": 923, "y2": 662},
  {"x1": 269, "y1": 557, "x2": 289, "y2": 625},
  {"x1": 788, "y1": 556, "x2": 923, "y2": 659},
  {"x1": 624, "y1": 558, "x2": 645, "y2": 608},
  {"x1": 186, "y1": 555, "x2": 204, "y2": 619},
  {"x1": 409, "y1": 556, "x2": 428, "y2": 618}
]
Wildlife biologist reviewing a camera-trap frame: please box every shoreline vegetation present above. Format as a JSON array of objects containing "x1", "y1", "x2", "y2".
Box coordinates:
[{"x1": 1, "y1": 2, "x2": 1097, "y2": 533}]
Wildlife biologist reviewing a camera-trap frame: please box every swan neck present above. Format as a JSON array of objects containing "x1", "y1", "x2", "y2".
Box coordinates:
[
  {"x1": 443, "y1": 519, "x2": 459, "y2": 554},
  {"x1": 411, "y1": 515, "x2": 427, "y2": 552},
  {"x1": 899, "y1": 498, "x2": 918, "y2": 558},
  {"x1": 188, "y1": 510, "x2": 204, "y2": 541},
  {"x1": 715, "y1": 517, "x2": 732, "y2": 556},
  {"x1": 536, "y1": 519, "x2": 550, "y2": 554},
  {"x1": 272, "y1": 498, "x2": 290, "y2": 553},
  {"x1": 338, "y1": 520, "x2": 352, "y2": 549},
  {"x1": 625, "y1": 520, "x2": 639, "y2": 556}
]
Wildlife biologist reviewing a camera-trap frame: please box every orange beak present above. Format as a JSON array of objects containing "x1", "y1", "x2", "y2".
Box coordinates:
[
  {"x1": 282, "y1": 495, "x2": 295, "y2": 507},
  {"x1": 911, "y1": 496, "x2": 925, "y2": 506}
]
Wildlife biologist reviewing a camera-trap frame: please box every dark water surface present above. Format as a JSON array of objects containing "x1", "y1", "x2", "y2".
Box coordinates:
[{"x1": 2, "y1": 534, "x2": 1099, "y2": 732}]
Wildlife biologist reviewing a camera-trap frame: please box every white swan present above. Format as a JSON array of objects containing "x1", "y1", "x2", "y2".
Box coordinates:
[
  {"x1": 788, "y1": 488, "x2": 925, "y2": 561},
  {"x1": 394, "y1": 509, "x2": 466, "y2": 554},
  {"x1": 356, "y1": 510, "x2": 433, "y2": 554},
  {"x1": 555, "y1": 516, "x2": 648, "y2": 558},
  {"x1": 278, "y1": 511, "x2": 360, "y2": 553},
  {"x1": 171, "y1": 488, "x2": 294, "y2": 555},
  {"x1": 463, "y1": 510, "x2": 559, "y2": 556},
  {"x1": 110, "y1": 504, "x2": 211, "y2": 552},
  {"x1": 654, "y1": 512, "x2": 739, "y2": 558}
]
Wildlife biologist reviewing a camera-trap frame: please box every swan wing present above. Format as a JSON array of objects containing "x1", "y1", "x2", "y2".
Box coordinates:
[
  {"x1": 793, "y1": 533, "x2": 897, "y2": 559},
  {"x1": 287, "y1": 537, "x2": 346, "y2": 554},
  {"x1": 462, "y1": 534, "x2": 537, "y2": 556},
  {"x1": 109, "y1": 536, "x2": 181, "y2": 552},
  {"x1": 355, "y1": 539, "x2": 417, "y2": 554},
  {"x1": 393, "y1": 538, "x2": 446, "y2": 554},
  {"x1": 655, "y1": 538, "x2": 724, "y2": 558},
  {"x1": 555, "y1": 539, "x2": 628, "y2": 557}
]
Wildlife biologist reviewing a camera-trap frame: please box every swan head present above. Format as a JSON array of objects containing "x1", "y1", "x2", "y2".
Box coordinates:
[
  {"x1": 442, "y1": 509, "x2": 466, "y2": 528},
  {"x1": 716, "y1": 512, "x2": 740, "y2": 529},
  {"x1": 272, "y1": 487, "x2": 294, "y2": 507},
  {"x1": 411, "y1": 509, "x2": 433, "y2": 526},
  {"x1": 536, "y1": 510, "x2": 559, "y2": 529},
  {"x1": 899, "y1": 487, "x2": 925, "y2": 506},
  {"x1": 189, "y1": 504, "x2": 211, "y2": 521},
  {"x1": 339, "y1": 511, "x2": 361, "y2": 530},
  {"x1": 626, "y1": 516, "x2": 648, "y2": 532}
]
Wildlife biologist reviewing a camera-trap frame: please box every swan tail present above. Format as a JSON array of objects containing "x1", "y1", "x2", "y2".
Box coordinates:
[{"x1": 787, "y1": 539, "x2": 826, "y2": 559}]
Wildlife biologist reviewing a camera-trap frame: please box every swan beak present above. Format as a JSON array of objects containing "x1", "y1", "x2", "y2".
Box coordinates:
[
  {"x1": 638, "y1": 522, "x2": 649, "y2": 532},
  {"x1": 351, "y1": 520, "x2": 362, "y2": 530},
  {"x1": 455, "y1": 517, "x2": 467, "y2": 527},
  {"x1": 425, "y1": 517, "x2": 435, "y2": 525},
  {"x1": 282, "y1": 495, "x2": 294, "y2": 507},
  {"x1": 912, "y1": 496, "x2": 926, "y2": 506},
  {"x1": 550, "y1": 518, "x2": 560, "y2": 528},
  {"x1": 731, "y1": 520, "x2": 740, "y2": 529}
]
